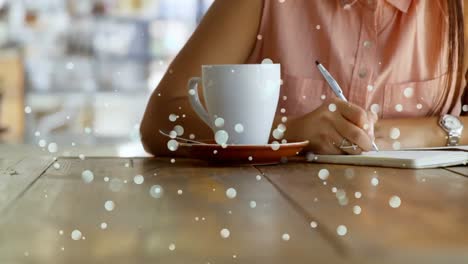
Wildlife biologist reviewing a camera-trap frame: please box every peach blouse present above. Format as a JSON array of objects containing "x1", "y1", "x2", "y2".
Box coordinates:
[{"x1": 247, "y1": 0, "x2": 467, "y2": 119}]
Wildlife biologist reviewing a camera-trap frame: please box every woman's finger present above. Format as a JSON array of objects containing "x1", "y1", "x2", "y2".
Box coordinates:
[
  {"x1": 365, "y1": 110, "x2": 378, "y2": 138},
  {"x1": 334, "y1": 99, "x2": 369, "y2": 129},
  {"x1": 335, "y1": 131, "x2": 363, "y2": 155},
  {"x1": 328, "y1": 131, "x2": 348, "y2": 155},
  {"x1": 332, "y1": 114, "x2": 373, "y2": 151}
]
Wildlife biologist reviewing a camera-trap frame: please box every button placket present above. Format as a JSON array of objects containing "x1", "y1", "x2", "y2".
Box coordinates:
[{"x1": 348, "y1": 10, "x2": 377, "y2": 108}]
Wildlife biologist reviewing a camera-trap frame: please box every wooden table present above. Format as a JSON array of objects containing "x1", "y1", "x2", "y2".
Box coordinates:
[{"x1": 1, "y1": 157, "x2": 467, "y2": 263}]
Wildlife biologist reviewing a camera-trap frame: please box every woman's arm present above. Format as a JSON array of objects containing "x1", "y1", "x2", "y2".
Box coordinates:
[
  {"x1": 374, "y1": 116, "x2": 468, "y2": 150},
  {"x1": 140, "y1": 0, "x2": 263, "y2": 156}
]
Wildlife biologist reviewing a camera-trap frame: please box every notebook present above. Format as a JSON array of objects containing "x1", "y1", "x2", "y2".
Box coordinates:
[{"x1": 311, "y1": 150, "x2": 468, "y2": 169}]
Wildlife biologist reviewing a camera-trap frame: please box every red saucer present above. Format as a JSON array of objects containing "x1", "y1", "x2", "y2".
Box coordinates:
[{"x1": 178, "y1": 140, "x2": 309, "y2": 165}]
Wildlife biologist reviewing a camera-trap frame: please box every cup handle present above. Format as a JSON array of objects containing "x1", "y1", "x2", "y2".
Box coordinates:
[{"x1": 187, "y1": 77, "x2": 211, "y2": 128}]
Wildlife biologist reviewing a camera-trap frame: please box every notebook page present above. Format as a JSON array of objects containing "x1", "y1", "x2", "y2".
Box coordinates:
[
  {"x1": 401, "y1": 145, "x2": 468, "y2": 152},
  {"x1": 313, "y1": 151, "x2": 468, "y2": 168},
  {"x1": 360, "y1": 151, "x2": 444, "y2": 159}
]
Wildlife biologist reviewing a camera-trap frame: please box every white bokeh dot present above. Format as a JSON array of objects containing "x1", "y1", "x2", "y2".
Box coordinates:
[
  {"x1": 169, "y1": 114, "x2": 178, "y2": 122},
  {"x1": 167, "y1": 139, "x2": 179, "y2": 151},
  {"x1": 71, "y1": 230, "x2": 82, "y2": 240},
  {"x1": 389, "y1": 195, "x2": 402, "y2": 208},
  {"x1": 370, "y1": 104, "x2": 380, "y2": 114},
  {"x1": 271, "y1": 141, "x2": 281, "y2": 151},
  {"x1": 214, "y1": 117, "x2": 225, "y2": 128},
  {"x1": 104, "y1": 200, "x2": 115, "y2": 211},
  {"x1": 390, "y1": 127, "x2": 401, "y2": 140},
  {"x1": 403, "y1": 87, "x2": 414, "y2": 98},
  {"x1": 371, "y1": 177, "x2": 379, "y2": 186},
  {"x1": 168, "y1": 130, "x2": 177, "y2": 139},
  {"x1": 226, "y1": 188, "x2": 237, "y2": 199},
  {"x1": 353, "y1": 205, "x2": 362, "y2": 215},
  {"x1": 220, "y1": 228, "x2": 230, "y2": 239},
  {"x1": 215, "y1": 130, "x2": 229, "y2": 145},
  {"x1": 272, "y1": 129, "x2": 284, "y2": 140},
  {"x1": 310, "y1": 221, "x2": 318, "y2": 228},
  {"x1": 318, "y1": 169, "x2": 329, "y2": 180},
  {"x1": 262, "y1": 58, "x2": 274, "y2": 64},
  {"x1": 169, "y1": 243, "x2": 176, "y2": 251},
  {"x1": 174, "y1": 125, "x2": 184, "y2": 136},
  {"x1": 277, "y1": 124, "x2": 286, "y2": 132},
  {"x1": 234, "y1": 123, "x2": 244, "y2": 133},
  {"x1": 133, "y1": 175, "x2": 144, "y2": 185},
  {"x1": 395, "y1": 104, "x2": 403, "y2": 112},
  {"x1": 354, "y1": 192, "x2": 362, "y2": 199},
  {"x1": 337, "y1": 225, "x2": 348, "y2": 236},
  {"x1": 150, "y1": 185, "x2": 163, "y2": 199},
  {"x1": 48, "y1": 142, "x2": 58, "y2": 153},
  {"x1": 38, "y1": 139, "x2": 47, "y2": 148},
  {"x1": 81, "y1": 170, "x2": 94, "y2": 183}
]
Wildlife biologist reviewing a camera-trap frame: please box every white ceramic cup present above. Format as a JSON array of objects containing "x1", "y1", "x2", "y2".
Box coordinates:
[{"x1": 187, "y1": 64, "x2": 281, "y2": 145}]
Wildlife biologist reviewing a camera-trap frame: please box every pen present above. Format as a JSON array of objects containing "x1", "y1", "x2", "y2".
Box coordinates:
[{"x1": 315, "y1": 60, "x2": 379, "y2": 152}]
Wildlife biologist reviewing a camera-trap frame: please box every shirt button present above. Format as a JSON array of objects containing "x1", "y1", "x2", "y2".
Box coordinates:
[
  {"x1": 363, "y1": 40, "x2": 372, "y2": 48},
  {"x1": 358, "y1": 69, "x2": 367, "y2": 78}
]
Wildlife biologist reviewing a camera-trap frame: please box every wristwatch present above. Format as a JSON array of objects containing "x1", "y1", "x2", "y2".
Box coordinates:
[{"x1": 439, "y1": 114, "x2": 464, "y2": 146}]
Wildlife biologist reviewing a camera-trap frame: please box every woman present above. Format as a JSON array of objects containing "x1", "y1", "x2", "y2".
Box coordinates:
[{"x1": 140, "y1": 0, "x2": 468, "y2": 156}]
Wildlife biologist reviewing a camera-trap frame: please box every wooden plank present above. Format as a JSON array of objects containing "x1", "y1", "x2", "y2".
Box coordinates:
[
  {"x1": 446, "y1": 166, "x2": 468, "y2": 177},
  {"x1": 256, "y1": 162, "x2": 468, "y2": 264},
  {"x1": 0, "y1": 158, "x2": 20, "y2": 170},
  {"x1": 0, "y1": 158, "x2": 347, "y2": 263},
  {"x1": 0, "y1": 157, "x2": 53, "y2": 212}
]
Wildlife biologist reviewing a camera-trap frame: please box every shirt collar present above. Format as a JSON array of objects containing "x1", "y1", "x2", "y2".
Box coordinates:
[
  {"x1": 386, "y1": 0, "x2": 411, "y2": 13},
  {"x1": 341, "y1": 0, "x2": 412, "y2": 13}
]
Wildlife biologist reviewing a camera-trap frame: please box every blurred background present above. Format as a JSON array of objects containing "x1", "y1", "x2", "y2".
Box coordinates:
[{"x1": 0, "y1": 0, "x2": 214, "y2": 157}]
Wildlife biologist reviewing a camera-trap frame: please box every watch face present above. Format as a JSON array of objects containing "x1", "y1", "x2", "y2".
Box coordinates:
[{"x1": 443, "y1": 116, "x2": 462, "y2": 130}]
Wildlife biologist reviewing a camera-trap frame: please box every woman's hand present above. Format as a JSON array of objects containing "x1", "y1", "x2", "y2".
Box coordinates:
[
  {"x1": 373, "y1": 117, "x2": 446, "y2": 150},
  {"x1": 286, "y1": 98, "x2": 378, "y2": 155}
]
